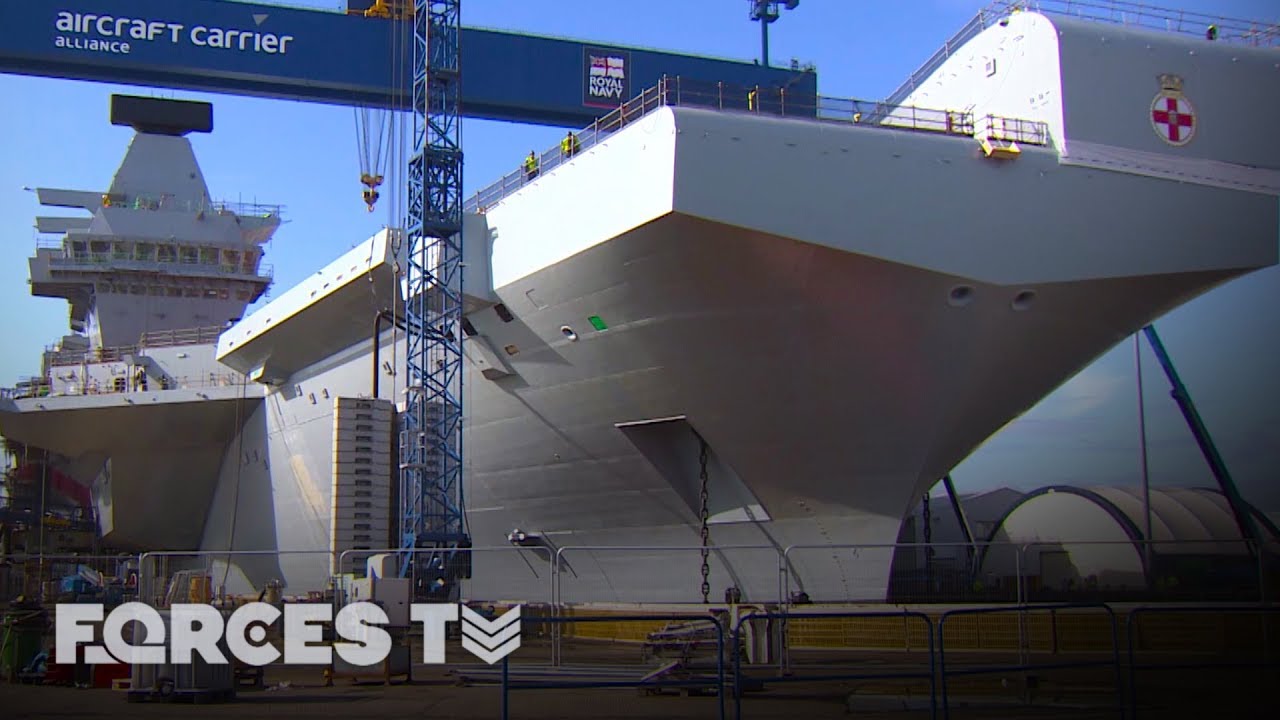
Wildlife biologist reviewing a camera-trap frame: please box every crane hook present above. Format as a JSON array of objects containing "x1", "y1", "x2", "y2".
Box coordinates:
[{"x1": 360, "y1": 173, "x2": 383, "y2": 212}]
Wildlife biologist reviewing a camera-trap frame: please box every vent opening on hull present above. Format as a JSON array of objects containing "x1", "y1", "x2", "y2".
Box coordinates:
[
  {"x1": 1011, "y1": 289, "x2": 1037, "y2": 311},
  {"x1": 948, "y1": 285, "x2": 975, "y2": 308},
  {"x1": 617, "y1": 417, "x2": 769, "y2": 524}
]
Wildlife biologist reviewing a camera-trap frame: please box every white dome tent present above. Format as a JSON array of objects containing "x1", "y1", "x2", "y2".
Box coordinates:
[{"x1": 978, "y1": 486, "x2": 1280, "y2": 599}]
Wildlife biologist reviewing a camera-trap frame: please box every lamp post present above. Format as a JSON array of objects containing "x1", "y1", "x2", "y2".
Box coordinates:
[{"x1": 748, "y1": 0, "x2": 799, "y2": 68}]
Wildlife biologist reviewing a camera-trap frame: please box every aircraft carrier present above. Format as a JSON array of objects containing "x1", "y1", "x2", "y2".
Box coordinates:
[{"x1": 1, "y1": 5, "x2": 1277, "y2": 605}]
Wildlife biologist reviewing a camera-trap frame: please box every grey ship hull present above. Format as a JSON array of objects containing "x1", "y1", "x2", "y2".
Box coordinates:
[{"x1": 201, "y1": 100, "x2": 1273, "y2": 603}]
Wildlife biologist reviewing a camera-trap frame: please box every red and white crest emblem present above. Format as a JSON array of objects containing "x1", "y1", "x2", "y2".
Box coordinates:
[{"x1": 1150, "y1": 75, "x2": 1195, "y2": 146}]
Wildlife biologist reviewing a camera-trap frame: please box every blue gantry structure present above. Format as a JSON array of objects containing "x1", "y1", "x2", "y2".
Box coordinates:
[
  {"x1": 0, "y1": 0, "x2": 816, "y2": 595},
  {"x1": 0, "y1": 0, "x2": 816, "y2": 125}
]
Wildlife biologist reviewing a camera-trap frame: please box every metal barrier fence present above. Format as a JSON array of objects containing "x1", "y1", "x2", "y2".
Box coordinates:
[
  {"x1": 1125, "y1": 605, "x2": 1280, "y2": 718},
  {"x1": 5, "y1": 543, "x2": 1279, "y2": 715},
  {"x1": 6, "y1": 539, "x2": 1269, "y2": 609},
  {"x1": 336, "y1": 545, "x2": 557, "y2": 610},
  {"x1": 552, "y1": 544, "x2": 782, "y2": 606},
  {"x1": 135, "y1": 549, "x2": 338, "y2": 608},
  {"x1": 937, "y1": 603, "x2": 1124, "y2": 720},
  {"x1": 784, "y1": 542, "x2": 1024, "y2": 606},
  {"x1": 499, "y1": 613, "x2": 726, "y2": 720},
  {"x1": 0, "y1": 554, "x2": 135, "y2": 605},
  {"x1": 733, "y1": 609, "x2": 937, "y2": 720}
]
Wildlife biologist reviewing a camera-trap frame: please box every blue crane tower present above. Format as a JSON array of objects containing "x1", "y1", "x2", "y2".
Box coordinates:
[{"x1": 400, "y1": 0, "x2": 469, "y2": 597}]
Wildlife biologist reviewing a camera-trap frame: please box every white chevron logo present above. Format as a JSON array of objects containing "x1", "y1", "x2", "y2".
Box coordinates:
[{"x1": 459, "y1": 605, "x2": 521, "y2": 664}]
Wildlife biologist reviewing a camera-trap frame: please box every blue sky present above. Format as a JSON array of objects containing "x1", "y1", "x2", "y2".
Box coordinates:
[{"x1": 1, "y1": 0, "x2": 1277, "y2": 510}]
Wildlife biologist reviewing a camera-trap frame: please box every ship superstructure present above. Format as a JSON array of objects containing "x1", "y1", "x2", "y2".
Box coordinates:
[
  {"x1": 28, "y1": 95, "x2": 276, "y2": 368},
  {"x1": 1, "y1": 95, "x2": 279, "y2": 551},
  {"x1": 2, "y1": 5, "x2": 1278, "y2": 604}
]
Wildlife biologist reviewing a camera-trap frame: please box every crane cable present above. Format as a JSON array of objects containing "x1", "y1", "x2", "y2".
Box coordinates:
[{"x1": 355, "y1": 104, "x2": 390, "y2": 212}]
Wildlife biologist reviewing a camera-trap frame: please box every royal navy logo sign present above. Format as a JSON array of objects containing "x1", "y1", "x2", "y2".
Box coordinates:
[
  {"x1": 1150, "y1": 74, "x2": 1195, "y2": 146},
  {"x1": 583, "y1": 46, "x2": 630, "y2": 108}
]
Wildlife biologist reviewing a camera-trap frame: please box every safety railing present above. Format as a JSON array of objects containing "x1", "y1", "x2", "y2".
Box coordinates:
[
  {"x1": 1013, "y1": 539, "x2": 1270, "y2": 604},
  {"x1": 334, "y1": 545, "x2": 556, "y2": 616},
  {"x1": 464, "y1": 75, "x2": 1044, "y2": 215},
  {"x1": 95, "y1": 194, "x2": 283, "y2": 218},
  {"x1": 0, "y1": 553, "x2": 138, "y2": 605},
  {"x1": 2, "y1": 379, "x2": 53, "y2": 400},
  {"x1": 3, "y1": 544, "x2": 1275, "y2": 713},
  {"x1": 552, "y1": 544, "x2": 783, "y2": 607},
  {"x1": 464, "y1": 80, "x2": 669, "y2": 213},
  {"x1": 43, "y1": 253, "x2": 273, "y2": 280},
  {"x1": 733, "y1": 609, "x2": 937, "y2": 720},
  {"x1": 136, "y1": 549, "x2": 339, "y2": 608},
  {"x1": 12, "y1": 371, "x2": 246, "y2": 398},
  {"x1": 1125, "y1": 604, "x2": 1280, "y2": 718},
  {"x1": 499, "y1": 613, "x2": 727, "y2": 720},
  {"x1": 1002, "y1": 0, "x2": 1280, "y2": 46},
  {"x1": 888, "y1": 1, "x2": 1278, "y2": 111},
  {"x1": 976, "y1": 114, "x2": 1051, "y2": 145},
  {"x1": 782, "y1": 542, "x2": 1023, "y2": 606},
  {"x1": 884, "y1": 10, "x2": 992, "y2": 109},
  {"x1": 138, "y1": 326, "x2": 226, "y2": 348},
  {"x1": 43, "y1": 343, "x2": 136, "y2": 368},
  {"x1": 2, "y1": 539, "x2": 1271, "y2": 609},
  {"x1": 937, "y1": 603, "x2": 1124, "y2": 719},
  {"x1": 41, "y1": 326, "x2": 224, "y2": 364}
]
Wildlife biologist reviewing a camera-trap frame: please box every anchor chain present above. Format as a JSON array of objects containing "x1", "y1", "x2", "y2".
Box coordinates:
[
  {"x1": 922, "y1": 492, "x2": 934, "y2": 587},
  {"x1": 698, "y1": 437, "x2": 711, "y2": 604}
]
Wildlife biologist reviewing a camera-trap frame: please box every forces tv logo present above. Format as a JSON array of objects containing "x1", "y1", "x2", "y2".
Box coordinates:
[{"x1": 583, "y1": 47, "x2": 630, "y2": 108}]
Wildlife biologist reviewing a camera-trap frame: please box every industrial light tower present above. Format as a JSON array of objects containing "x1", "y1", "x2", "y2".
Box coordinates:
[
  {"x1": 400, "y1": 0, "x2": 469, "y2": 598},
  {"x1": 748, "y1": 0, "x2": 799, "y2": 68}
]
